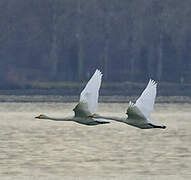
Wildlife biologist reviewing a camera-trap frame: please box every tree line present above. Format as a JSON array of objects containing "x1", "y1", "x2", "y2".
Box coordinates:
[{"x1": 0, "y1": 0, "x2": 191, "y2": 88}]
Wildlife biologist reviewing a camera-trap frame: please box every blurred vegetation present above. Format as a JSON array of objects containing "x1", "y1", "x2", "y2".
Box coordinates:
[
  {"x1": 0, "y1": 0, "x2": 191, "y2": 95},
  {"x1": 0, "y1": 80, "x2": 188, "y2": 96}
]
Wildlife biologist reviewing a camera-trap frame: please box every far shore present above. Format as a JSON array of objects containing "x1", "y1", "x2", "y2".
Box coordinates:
[{"x1": 0, "y1": 95, "x2": 191, "y2": 103}]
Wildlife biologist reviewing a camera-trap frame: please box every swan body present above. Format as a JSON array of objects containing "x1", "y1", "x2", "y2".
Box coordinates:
[
  {"x1": 95, "y1": 79, "x2": 166, "y2": 129},
  {"x1": 35, "y1": 70, "x2": 110, "y2": 126}
]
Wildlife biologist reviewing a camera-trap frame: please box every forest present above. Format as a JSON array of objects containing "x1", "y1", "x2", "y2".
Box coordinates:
[{"x1": 0, "y1": 0, "x2": 191, "y2": 93}]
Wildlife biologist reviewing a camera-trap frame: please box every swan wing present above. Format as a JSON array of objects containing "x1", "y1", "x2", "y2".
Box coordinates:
[
  {"x1": 73, "y1": 69, "x2": 102, "y2": 117},
  {"x1": 79, "y1": 69, "x2": 102, "y2": 114},
  {"x1": 135, "y1": 79, "x2": 157, "y2": 119}
]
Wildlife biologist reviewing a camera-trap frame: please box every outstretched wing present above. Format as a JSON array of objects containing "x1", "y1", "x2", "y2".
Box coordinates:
[
  {"x1": 74, "y1": 69, "x2": 102, "y2": 117},
  {"x1": 135, "y1": 79, "x2": 157, "y2": 119}
]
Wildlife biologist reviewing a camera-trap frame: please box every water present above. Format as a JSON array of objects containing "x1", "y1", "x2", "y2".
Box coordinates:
[{"x1": 0, "y1": 102, "x2": 190, "y2": 179}]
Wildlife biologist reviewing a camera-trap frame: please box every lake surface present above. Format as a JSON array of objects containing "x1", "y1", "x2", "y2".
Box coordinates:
[{"x1": 0, "y1": 102, "x2": 190, "y2": 179}]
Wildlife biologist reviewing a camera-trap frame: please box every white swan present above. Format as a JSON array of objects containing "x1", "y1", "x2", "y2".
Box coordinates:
[
  {"x1": 95, "y1": 79, "x2": 166, "y2": 129},
  {"x1": 35, "y1": 69, "x2": 110, "y2": 126}
]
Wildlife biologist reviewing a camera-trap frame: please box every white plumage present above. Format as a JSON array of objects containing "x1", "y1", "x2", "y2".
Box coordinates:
[
  {"x1": 35, "y1": 73, "x2": 166, "y2": 128},
  {"x1": 135, "y1": 79, "x2": 157, "y2": 119},
  {"x1": 80, "y1": 69, "x2": 102, "y2": 114},
  {"x1": 97, "y1": 79, "x2": 166, "y2": 129},
  {"x1": 35, "y1": 69, "x2": 109, "y2": 126},
  {"x1": 125, "y1": 79, "x2": 166, "y2": 129}
]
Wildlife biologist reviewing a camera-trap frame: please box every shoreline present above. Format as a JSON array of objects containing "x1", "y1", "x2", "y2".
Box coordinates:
[{"x1": 0, "y1": 95, "x2": 191, "y2": 103}]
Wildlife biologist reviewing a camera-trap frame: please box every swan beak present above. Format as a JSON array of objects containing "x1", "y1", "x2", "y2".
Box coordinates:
[{"x1": 35, "y1": 115, "x2": 41, "y2": 119}]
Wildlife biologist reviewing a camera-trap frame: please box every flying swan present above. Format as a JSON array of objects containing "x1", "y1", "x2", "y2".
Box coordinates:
[
  {"x1": 95, "y1": 79, "x2": 166, "y2": 129},
  {"x1": 35, "y1": 69, "x2": 110, "y2": 126}
]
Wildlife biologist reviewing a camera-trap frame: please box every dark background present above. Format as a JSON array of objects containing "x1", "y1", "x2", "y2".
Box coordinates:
[{"x1": 0, "y1": 0, "x2": 191, "y2": 95}]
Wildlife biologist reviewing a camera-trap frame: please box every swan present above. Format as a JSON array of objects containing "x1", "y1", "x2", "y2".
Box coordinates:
[
  {"x1": 95, "y1": 79, "x2": 166, "y2": 129},
  {"x1": 35, "y1": 69, "x2": 110, "y2": 126}
]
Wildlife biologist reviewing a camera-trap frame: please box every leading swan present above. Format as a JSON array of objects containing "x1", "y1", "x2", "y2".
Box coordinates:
[{"x1": 35, "y1": 69, "x2": 110, "y2": 126}]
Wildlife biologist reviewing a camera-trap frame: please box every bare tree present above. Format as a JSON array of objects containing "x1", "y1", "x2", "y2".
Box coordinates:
[
  {"x1": 76, "y1": 0, "x2": 84, "y2": 81},
  {"x1": 102, "y1": 1, "x2": 113, "y2": 81},
  {"x1": 49, "y1": 0, "x2": 59, "y2": 80},
  {"x1": 103, "y1": 11, "x2": 110, "y2": 81},
  {"x1": 157, "y1": 33, "x2": 163, "y2": 81}
]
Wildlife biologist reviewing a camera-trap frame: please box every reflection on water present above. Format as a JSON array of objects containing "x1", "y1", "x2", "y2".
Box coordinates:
[{"x1": 0, "y1": 102, "x2": 190, "y2": 179}]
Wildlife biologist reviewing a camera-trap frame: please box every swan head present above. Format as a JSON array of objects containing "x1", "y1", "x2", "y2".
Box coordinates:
[{"x1": 35, "y1": 114, "x2": 49, "y2": 119}]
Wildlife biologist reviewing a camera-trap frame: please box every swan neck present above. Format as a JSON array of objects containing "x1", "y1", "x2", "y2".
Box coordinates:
[
  {"x1": 95, "y1": 115, "x2": 126, "y2": 123},
  {"x1": 43, "y1": 116, "x2": 73, "y2": 121}
]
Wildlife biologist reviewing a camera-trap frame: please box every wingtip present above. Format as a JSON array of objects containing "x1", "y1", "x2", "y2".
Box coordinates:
[
  {"x1": 95, "y1": 69, "x2": 103, "y2": 77},
  {"x1": 149, "y1": 79, "x2": 157, "y2": 86}
]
